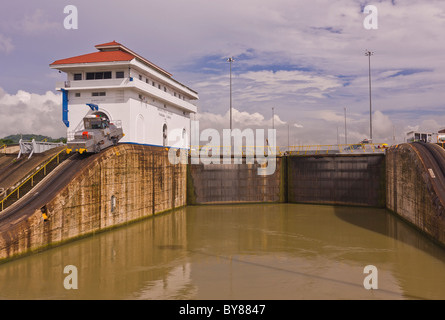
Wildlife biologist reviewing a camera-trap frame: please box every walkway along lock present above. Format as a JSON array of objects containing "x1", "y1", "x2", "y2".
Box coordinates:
[{"x1": 0, "y1": 147, "x2": 68, "y2": 212}]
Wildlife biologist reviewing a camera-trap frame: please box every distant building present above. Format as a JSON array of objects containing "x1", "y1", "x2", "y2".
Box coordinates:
[
  {"x1": 406, "y1": 131, "x2": 433, "y2": 143},
  {"x1": 50, "y1": 41, "x2": 198, "y2": 149}
]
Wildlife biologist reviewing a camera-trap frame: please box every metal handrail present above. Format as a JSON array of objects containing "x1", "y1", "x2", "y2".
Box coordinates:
[
  {"x1": 189, "y1": 145, "x2": 281, "y2": 157},
  {"x1": 188, "y1": 143, "x2": 387, "y2": 156},
  {"x1": 0, "y1": 144, "x2": 6, "y2": 153},
  {"x1": 290, "y1": 143, "x2": 387, "y2": 155},
  {"x1": 0, "y1": 146, "x2": 67, "y2": 212}
]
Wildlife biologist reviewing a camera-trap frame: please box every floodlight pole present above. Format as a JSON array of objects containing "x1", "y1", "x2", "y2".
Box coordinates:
[
  {"x1": 272, "y1": 107, "x2": 275, "y2": 130},
  {"x1": 365, "y1": 50, "x2": 374, "y2": 141},
  {"x1": 227, "y1": 57, "x2": 235, "y2": 131},
  {"x1": 344, "y1": 107, "x2": 347, "y2": 145}
]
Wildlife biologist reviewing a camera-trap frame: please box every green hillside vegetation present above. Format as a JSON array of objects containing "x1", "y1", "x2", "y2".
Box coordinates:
[{"x1": 0, "y1": 134, "x2": 66, "y2": 145}]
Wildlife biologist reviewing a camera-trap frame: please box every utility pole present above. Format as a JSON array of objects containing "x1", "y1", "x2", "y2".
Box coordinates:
[
  {"x1": 393, "y1": 125, "x2": 396, "y2": 144},
  {"x1": 365, "y1": 50, "x2": 374, "y2": 141},
  {"x1": 288, "y1": 123, "x2": 290, "y2": 151},
  {"x1": 227, "y1": 57, "x2": 235, "y2": 131},
  {"x1": 337, "y1": 127, "x2": 339, "y2": 146},
  {"x1": 344, "y1": 107, "x2": 347, "y2": 145},
  {"x1": 272, "y1": 107, "x2": 275, "y2": 130}
]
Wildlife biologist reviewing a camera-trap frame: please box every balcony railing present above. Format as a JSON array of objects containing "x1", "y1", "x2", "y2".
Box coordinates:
[
  {"x1": 55, "y1": 78, "x2": 197, "y2": 113},
  {"x1": 56, "y1": 79, "x2": 128, "y2": 90}
]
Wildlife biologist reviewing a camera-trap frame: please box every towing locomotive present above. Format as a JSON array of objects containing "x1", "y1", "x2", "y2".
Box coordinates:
[{"x1": 66, "y1": 115, "x2": 124, "y2": 154}]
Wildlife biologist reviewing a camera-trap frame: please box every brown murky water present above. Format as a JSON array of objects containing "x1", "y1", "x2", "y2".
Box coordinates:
[{"x1": 1, "y1": 203, "x2": 445, "y2": 300}]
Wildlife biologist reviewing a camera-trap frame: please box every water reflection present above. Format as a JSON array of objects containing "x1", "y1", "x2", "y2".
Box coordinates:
[{"x1": 0, "y1": 204, "x2": 444, "y2": 300}]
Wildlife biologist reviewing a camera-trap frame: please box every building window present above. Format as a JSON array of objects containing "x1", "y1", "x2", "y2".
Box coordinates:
[
  {"x1": 75, "y1": 93, "x2": 81, "y2": 97},
  {"x1": 73, "y1": 73, "x2": 82, "y2": 81},
  {"x1": 164, "y1": 86, "x2": 167, "y2": 92},
  {"x1": 146, "y1": 78, "x2": 149, "y2": 83},
  {"x1": 174, "y1": 92, "x2": 177, "y2": 97},
  {"x1": 139, "y1": 75, "x2": 142, "y2": 81},
  {"x1": 158, "y1": 84, "x2": 161, "y2": 89},
  {"x1": 92, "y1": 92, "x2": 106, "y2": 97},
  {"x1": 152, "y1": 81, "x2": 155, "y2": 86},
  {"x1": 86, "y1": 72, "x2": 112, "y2": 80},
  {"x1": 116, "y1": 71, "x2": 124, "y2": 78}
]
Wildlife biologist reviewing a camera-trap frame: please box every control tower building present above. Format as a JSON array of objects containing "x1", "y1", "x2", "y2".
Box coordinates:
[{"x1": 50, "y1": 41, "x2": 198, "y2": 149}]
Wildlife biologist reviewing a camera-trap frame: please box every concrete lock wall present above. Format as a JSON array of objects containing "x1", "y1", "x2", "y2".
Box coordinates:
[
  {"x1": 386, "y1": 145, "x2": 445, "y2": 246},
  {"x1": 187, "y1": 157, "x2": 287, "y2": 205},
  {"x1": 287, "y1": 154, "x2": 386, "y2": 207},
  {"x1": 187, "y1": 154, "x2": 386, "y2": 207},
  {"x1": 0, "y1": 144, "x2": 187, "y2": 261},
  {"x1": 0, "y1": 149, "x2": 408, "y2": 262}
]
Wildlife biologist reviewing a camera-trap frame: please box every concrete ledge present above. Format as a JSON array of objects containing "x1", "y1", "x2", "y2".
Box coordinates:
[
  {"x1": 386, "y1": 144, "x2": 445, "y2": 247},
  {"x1": 0, "y1": 144, "x2": 186, "y2": 262}
]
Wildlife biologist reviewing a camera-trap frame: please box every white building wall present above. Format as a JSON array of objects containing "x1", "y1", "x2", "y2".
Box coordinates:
[{"x1": 67, "y1": 94, "x2": 190, "y2": 149}]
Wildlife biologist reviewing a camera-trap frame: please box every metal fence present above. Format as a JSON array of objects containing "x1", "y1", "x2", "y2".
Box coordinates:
[
  {"x1": 0, "y1": 147, "x2": 68, "y2": 212},
  {"x1": 188, "y1": 143, "x2": 388, "y2": 157},
  {"x1": 287, "y1": 143, "x2": 388, "y2": 155}
]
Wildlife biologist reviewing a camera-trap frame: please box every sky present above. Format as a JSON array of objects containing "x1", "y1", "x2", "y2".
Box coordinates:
[{"x1": 0, "y1": 0, "x2": 445, "y2": 146}]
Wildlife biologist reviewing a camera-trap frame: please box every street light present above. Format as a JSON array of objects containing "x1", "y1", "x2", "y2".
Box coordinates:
[
  {"x1": 344, "y1": 107, "x2": 347, "y2": 145},
  {"x1": 272, "y1": 107, "x2": 275, "y2": 130},
  {"x1": 227, "y1": 57, "x2": 235, "y2": 131},
  {"x1": 288, "y1": 123, "x2": 290, "y2": 151},
  {"x1": 365, "y1": 50, "x2": 374, "y2": 141}
]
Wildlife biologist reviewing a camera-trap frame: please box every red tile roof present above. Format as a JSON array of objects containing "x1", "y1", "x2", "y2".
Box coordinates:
[
  {"x1": 50, "y1": 41, "x2": 173, "y2": 77},
  {"x1": 95, "y1": 40, "x2": 122, "y2": 48},
  {"x1": 50, "y1": 50, "x2": 135, "y2": 66}
]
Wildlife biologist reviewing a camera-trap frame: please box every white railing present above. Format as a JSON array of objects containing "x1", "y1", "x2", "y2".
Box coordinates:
[{"x1": 56, "y1": 79, "x2": 128, "y2": 90}]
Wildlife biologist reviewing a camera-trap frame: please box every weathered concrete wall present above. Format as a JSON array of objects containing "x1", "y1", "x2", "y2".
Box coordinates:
[
  {"x1": 187, "y1": 157, "x2": 286, "y2": 204},
  {"x1": 386, "y1": 144, "x2": 445, "y2": 246},
  {"x1": 187, "y1": 154, "x2": 386, "y2": 207},
  {"x1": 288, "y1": 154, "x2": 386, "y2": 207},
  {"x1": 0, "y1": 144, "x2": 186, "y2": 261}
]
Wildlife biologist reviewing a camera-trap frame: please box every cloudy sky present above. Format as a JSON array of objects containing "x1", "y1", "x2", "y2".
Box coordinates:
[{"x1": 1, "y1": 0, "x2": 445, "y2": 146}]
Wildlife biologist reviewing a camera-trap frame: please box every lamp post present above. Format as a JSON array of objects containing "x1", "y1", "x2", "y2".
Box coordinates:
[
  {"x1": 288, "y1": 123, "x2": 290, "y2": 151},
  {"x1": 227, "y1": 57, "x2": 235, "y2": 131},
  {"x1": 344, "y1": 107, "x2": 347, "y2": 145},
  {"x1": 272, "y1": 107, "x2": 275, "y2": 130},
  {"x1": 365, "y1": 50, "x2": 374, "y2": 142},
  {"x1": 337, "y1": 127, "x2": 339, "y2": 146}
]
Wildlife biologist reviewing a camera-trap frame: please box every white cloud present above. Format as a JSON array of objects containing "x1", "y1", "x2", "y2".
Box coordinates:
[
  {"x1": 0, "y1": 88, "x2": 65, "y2": 139},
  {"x1": 1, "y1": 0, "x2": 444, "y2": 146},
  {"x1": 0, "y1": 34, "x2": 13, "y2": 53},
  {"x1": 18, "y1": 9, "x2": 59, "y2": 35},
  {"x1": 196, "y1": 107, "x2": 287, "y2": 130}
]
